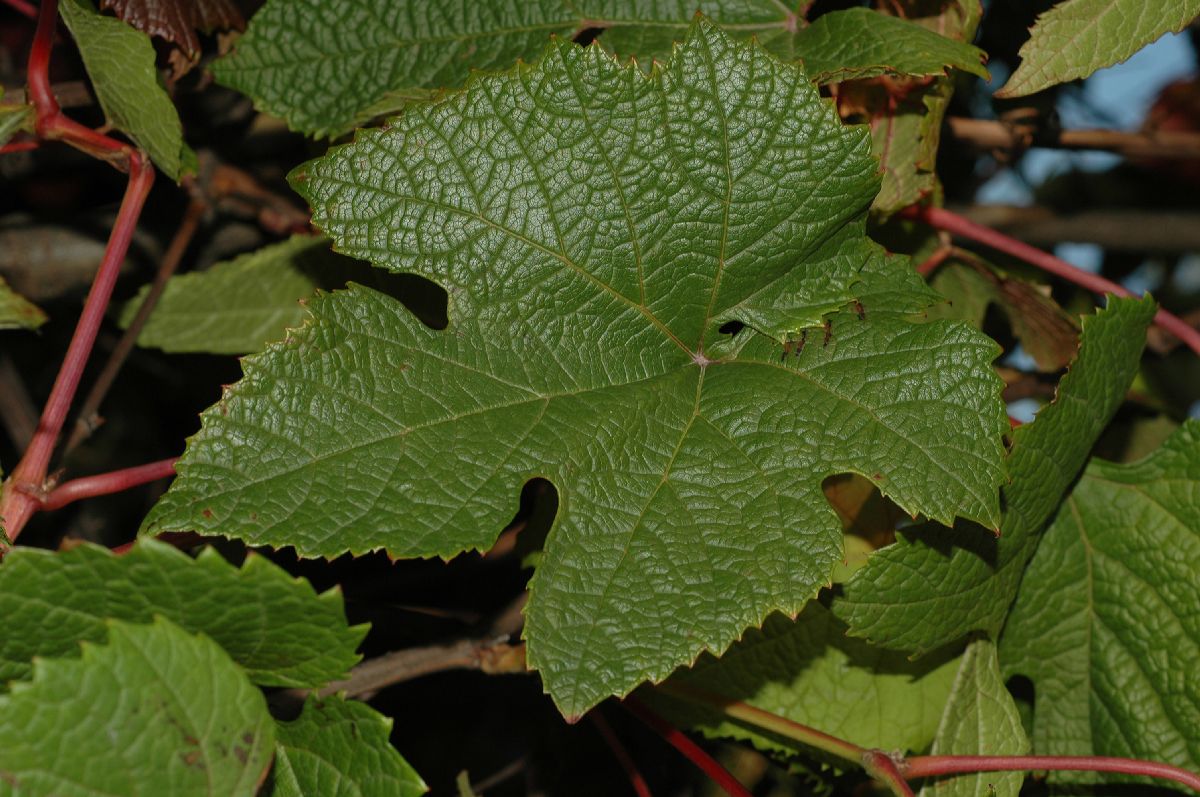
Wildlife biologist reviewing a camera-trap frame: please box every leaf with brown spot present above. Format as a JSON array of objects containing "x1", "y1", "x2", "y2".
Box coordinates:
[{"x1": 100, "y1": 0, "x2": 244, "y2": 56}]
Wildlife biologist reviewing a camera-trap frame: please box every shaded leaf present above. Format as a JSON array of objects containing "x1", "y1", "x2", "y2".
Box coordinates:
[
  {"x1": 0, "y1": 276, "x2": 47, "y2": 331},
  {"x1": 0, "y1": 90, "x2": 33, "y2": 149},
  {"x1": 929, "y1": 258, "x2": 1080, "y2": 372},
  {"x1": 793, "y1": 7, "x2": 987, "y2": 83},
  {"x1": 146, "y1": 22, "x2": 1006, "y2": 717},
  {"x1": 0, "y1": 539, "x2": 365, "y2": 688},
  {"x1": 122, "y1": 236, "x2": 344, "y2": 355},
  {"x1": 100, "y1": 0, "x2": 244, "y2": 56},
  {"x1": 271, "y1": 696, "x2": 427, "y2": 797},
  {"x1": 997, "y1": 0, "x2": 1200, "y2": 98},
  {"x1": 59, "y1": 0, "x2": 194, "y2": 179},
  {"x1": 835, "y1": 2, "x2": 982, "y2": 215},
  {"x1": 999, "y1": 421, "x2": 1200, "y2": 783},
  {"x1": 0, "y1": 618, "x2": 273, "y2": 797},
  {"x1": 651, "y1": 602, "x2": 960, "y2": 756},
  {"x1": 919, "y1": 638, "x2": 1028, "y2": 797},
  {"x1": 835, "y1": 296, "x2": 1156, "y2": 653}
]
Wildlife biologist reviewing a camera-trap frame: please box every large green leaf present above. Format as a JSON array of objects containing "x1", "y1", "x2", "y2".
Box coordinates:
[
  {"x1": 214, "y1": 0, "x2": 992, "y2": 137},
  {"x1": 122, "y1": 236, "x2": 342, "y2": 354},
  {"x1": 0, "y1": 539, "x2": 365, "y2": 688},
  {"x1": 0, "y1": 276, "x2": 46, "y2": 331},
  {"x1": 834, "y1": 296, "x2": 1156, "y2": 653},
  {"x1": 271, "y1": 696, "x2": 427, "y2": 797},
  {"x1": 919, "y1": 639, "x2": 1028, "y2": 797},
  {"x1": 997, "y1": 0, "x2": 1200, "y2": 98},
  {"x1": 999, "y1": 421, "x2": 1200, "y2": 782},
  {"x1": 0, "y1": 617, "x2": 274, "y2": 797},
  {"x1": 791, "y1": 7, "x2": 987, "y2": 83},
  {"x1": 146, "y1": 21, "x2": 1006, "y2": 717},
  {"x1": 651, "y1": 602, "x2": 960, "y2": 755},
  {"x1": 59, "y1": 0, "x2": 194, "y2": 179}
]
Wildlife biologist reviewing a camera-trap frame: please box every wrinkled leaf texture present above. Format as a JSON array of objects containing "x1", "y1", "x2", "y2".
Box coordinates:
[{"x1": 147, "y1": 20, "x2": 1007, "y2": 717}]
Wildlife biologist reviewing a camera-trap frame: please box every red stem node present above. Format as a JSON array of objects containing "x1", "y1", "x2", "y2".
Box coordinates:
[{"x1": 900, "y1": 204, "x2": 1200, "y2": 356}]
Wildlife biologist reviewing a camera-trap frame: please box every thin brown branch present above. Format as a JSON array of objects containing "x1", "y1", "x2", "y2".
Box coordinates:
[
  {"x1": 0, "y1": 353, "x2": 38, "y2": 450},
  {"x1": 64, "y1": 198, "x2": 206, "y2": 455},
  {"x1": 317, "y1": 636, "x2": 526, "y2": 699},
  {"x1": 947, "y1": 116, "x2": 1200, "y2": 160},
  {"x1": 953, "y1": 205, "x2": 1200, "y2": 253}
]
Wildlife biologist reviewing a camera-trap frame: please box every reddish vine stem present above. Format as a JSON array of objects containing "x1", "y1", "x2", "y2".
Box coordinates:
[
  {"x1": 65, "y1": 198, "x2": 207, "y2": 455},
  {"x1": 41, "y1": 458, "x2": 177, "y2": 512},
  {"x1": 622, "y1": 697, "x2": 753, "y2": 797},
  {"x1": 0, "y1": 0, "x2": 155, "y2": 547},
  {"x1": 590, "y1": 710, "x2": 654, "y2": 797},
  {"x1": 1, "y1": 0, "x2": 36, "y2": 21},
  {"x1": 906, "y1": 755, "x2": 1200, "y2": 792},
  {"x1": 863, "y1": 751, "x2": 916, "y2": 797},
  {"x1": 0, "y1": 139, "x2": 39, "y2": 154},
  {"x1": 900, "y1": 204, "x2": 1200, "y2": 356}
]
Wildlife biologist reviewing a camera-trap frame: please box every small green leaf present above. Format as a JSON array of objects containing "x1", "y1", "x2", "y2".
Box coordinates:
[
  {"x1": 148, "y1": 21, "x2": 1006, "y2": 718},
  {"x1": 271, "y1": 696, "x2": 427, "y2": 797},
  {"x1": 835, "y1": 296, "x2": 1157, "y2": 653},
  {"x1": 653, "y1": 602, "x2": 960, "y2": 755},
  {"x1": 59, "y1": 0, "x2": 194, "y2": 179},
  {"x1": 0, "y1": 617, "x2": 274, "y2": 797},
  {"x1": 0, "y1": 89, "x2": 33, "y2": 149},
  {"x1": 0, "y1": 276, "x2": 47, "y2": 331},
  {"x1": 997, "y1": 0, "x2": 1200, "y2": 98},
  {"x1": 0, "y1": 539, "x2": 365, "y2": 688},
  {"x1": 919, "y1": 638, "x2": 1028, "y2": 797},
  {"x1": 999, "y1": 421, "x2": 1200, "y2": 782},
  {"x1": 122, "y1": 236, "x2": 341, "y2": 354},
  {"x1": 793, "y1": 8, "x2": 987, "y2": 83}
]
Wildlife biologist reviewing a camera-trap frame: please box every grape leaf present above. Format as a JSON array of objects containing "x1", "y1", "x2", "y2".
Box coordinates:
[
  {"x1": 271, "y1": 696, "x2": 427, "y2": 797},
  {"x1": 59, "y1": 0, "x2": 194, "y2": 180},
  {"x1": 0, "y1": 539, "x2": 365, "y2": 688},
  {"x1": 792, "y1": 7, "x2": 987, "y2": 83},
  {"x1": 214, "y1": 0, "x2": 992, "y2": 137},
  {"x1": 919, "y1": 638, "x2": 1028, "y2": 797},
  {"x1": 999, "y1": 421, "x2": 1200, "y2": 782},
  {"x1": 0, "y1": 276, "x2": 46, "y2": 331},
  {"x1": 997, "y1": 0, "x2": 1200, "y2": 98},
  {"x1": 145, "y1": 21, "x2": 1007, "y2": 717},
  {"x1": 650, "y1": 602, "x2": 960, "y2": 756},
  {"x1": 834, "y1": 296, "x2": 1157, "y2": 653},
  {"x1": 100, "y1": 0, "x2": 244, "y2": 56},
  {"x1": 928, "y1": 258, "x2": 1080, "y2": 372},
  {"x1": 122, "y1": 236, "x2": 342, "y2": 354},
  {"x1": 0, "y1": 617, "x2": 273, "y2": 797},
  {"x1": 837, "y1": 1, "x2": 982, "y2": 215}
]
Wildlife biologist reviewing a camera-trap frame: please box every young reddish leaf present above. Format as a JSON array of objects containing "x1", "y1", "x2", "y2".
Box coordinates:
[
  {"x1": 99, "y1": 0, "x2": 244, "y2": 56},
  {"x1": 146, "y1": 21, "x2": 1007, "y2": 717}
]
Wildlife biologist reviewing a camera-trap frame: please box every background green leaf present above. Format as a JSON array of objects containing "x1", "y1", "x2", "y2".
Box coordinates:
[
  {"x1": 0, "y1": 539, "x2": 365, "y2": 688},
  {"x1": 997, "y1": 0, "x2": 1200, "y2": 98},
  {"x1": 0, "y1": 276, "x2": 47, "y2": 331},
  {"x1": 0, "y1": 618, "x2": 274, "y2": 797},
  {"x1": 792, "y1": 8, "x2": 987, "y2": 83},
  {"x1": 0, "y1": 90, "x2": 33, "y2": 149},
  {"x1": 999, "y1": 421, "x2": 1200, "y2": 782},
  {"x1": 147, "y1": 22, "x2": 1006, "y2": 718},
  {"x1": 123, "y1": 236, "x2": 343, "y2": 354},
  {"x1": 919, "y1": 638, "x2": 1028, "y2": 797},
  {"x1": 59, "y1": 0, "x2": 194, "y2": 179},
  {"x1": 835, "y1": 296, "x2": 1157, "y2": 653},
  {"x1": 271, "y1": 696, "x2": 427, "y2": 797},
  {"x1": 652, "y1": 602, "x2": 960, "y2": 755}
]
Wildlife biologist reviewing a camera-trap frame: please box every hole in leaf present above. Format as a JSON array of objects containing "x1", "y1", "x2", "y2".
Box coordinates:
[
  {"x1": 573, "y1": 27, "x2": 604, "y2": 46},
  {"x1": 717, "y1": 320, "x2": 745, "y2": 336},
  {"x1": 493, "y1": 478, "x2": 558, "y2": 567}
]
